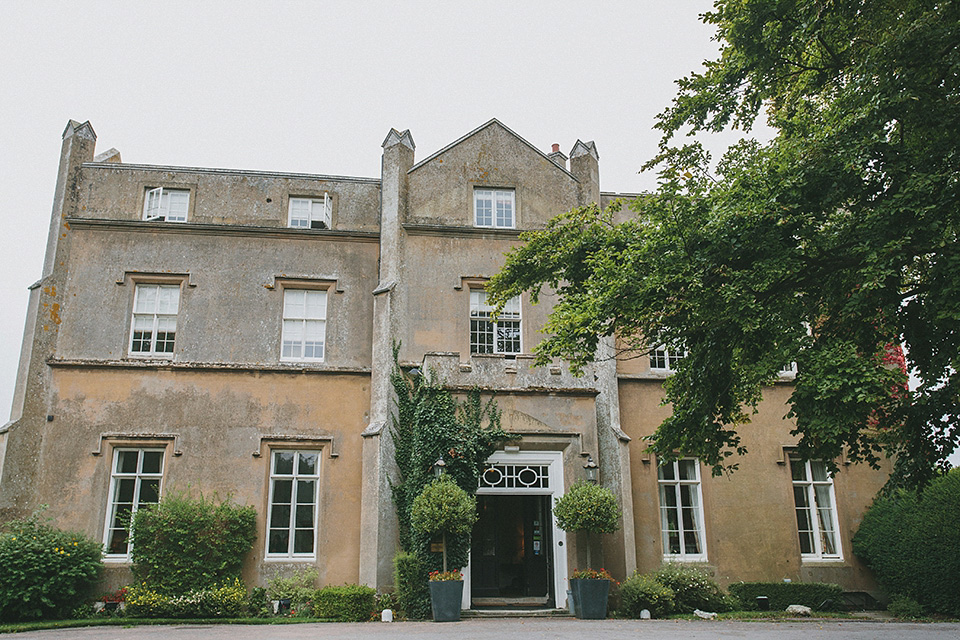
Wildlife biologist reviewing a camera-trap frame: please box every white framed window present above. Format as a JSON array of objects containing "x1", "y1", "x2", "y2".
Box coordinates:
[
  {"x1": 650, "y1": 347, "x2": 685, "y2": 371},
  {"x1": 281, "y1": 289, "x2": 327, "y2": 361},
  {"x1": 470, "y1": 290, "x2": 521, "y2": 355},
  {"x1": 143, "y1": 187, "x2": 189, "y2": 222},
  {"x1": 658, "y1": 458, "x2": 707, "y2": 561},
  {"x1": 266, "y1": 450, "x2": 321, "y2": 558},
  {"x1": 791, "y1": 457, "x2": 842, "y2": 560},
  {"x1": 288, "y1": 196, "x2": 332, "y2": 229},
  {"x1": 129, "y1": 284, "x2": 180, "y2": 357},
  {"x1": 474, "y1": 188, "x2": 515, "y2": 228},
  {"x1": 780, "y1": 362, "x2": 798, "y2": 377},
  {"x1": 103, "y1": 448, "x2": 164, "y2": 558}
]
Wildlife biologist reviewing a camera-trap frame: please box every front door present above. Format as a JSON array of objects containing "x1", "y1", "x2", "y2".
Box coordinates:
[{"x1": 470, "y1": 494, "x2": 554, "y2": 607}]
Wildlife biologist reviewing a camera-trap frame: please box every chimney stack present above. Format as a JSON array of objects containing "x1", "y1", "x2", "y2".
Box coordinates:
[{"x1": 547, "y1": 142, "x2": 568, "y2": 170}]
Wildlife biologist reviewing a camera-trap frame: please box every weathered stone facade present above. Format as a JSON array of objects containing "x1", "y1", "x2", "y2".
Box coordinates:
[{"x1": 0, "y1": 119, "x2": 889, "y2": 606}]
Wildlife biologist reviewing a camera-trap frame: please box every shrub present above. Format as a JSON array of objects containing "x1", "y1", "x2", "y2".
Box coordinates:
[
  {"x1": 266, "y1": 567, "x2": 318, "y2": 615},
  {"x1": 393, "y1": 552, "x2": 430, "y2": 620},
  {"x1": 728, "y1": 582, "x2": 842, "y2": 611},
  {"x1": 246, "y1": 586, "x2": 271, "y2": 617},
  {"x1": 313, "y1": 584, "x2": 376, "y2": 622},
  {"x1": 617, "y1": 573, "x2": 675, "y2": 618},
  {"x1": 853, "y1": 469, "x2": 960, "y2": 616},
  {"x1": 0, "y1": 512, "x2": 103, "y2": 621},
  {"x1": 653, "y1": 564, "x2": 734, "y2": 613},
  {"x1": 411, "y1": 477, "x2": 477, "y2": 537},
  {"x1": 553, "y1": 481, "x2": 621, "y2": 535},
  {"x1": 887, "y1": 595, "x2": 924, "y2": 619},
  {"x1": 130, "y1": 492, "x2": 257, "y2": 596},
  {"x1": 124, "y1": 579, "x2": 246, "y2": 618}
]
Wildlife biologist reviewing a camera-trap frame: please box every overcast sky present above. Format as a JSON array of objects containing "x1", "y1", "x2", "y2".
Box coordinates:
[{"x1": 2, "y1": 0, "x2": 748, "y2": 419}]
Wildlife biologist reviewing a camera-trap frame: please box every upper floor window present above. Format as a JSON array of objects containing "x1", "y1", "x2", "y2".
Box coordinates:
[
  {"x1": 470, "y1": 290, "x2": 521, "y2": 355},
  {"x1": 104, "y1": 448, "x2": 164, "y2": 557},
  {"x1": 129, "y1": 284, "x2": 180, "y2": 357},
  {"x1": 266, "y1": 450, "x2": 321, "y2": 558},
  {"x1": 474, "y1": 188, "x2": 515, "y2": 228},
  {"x1": 657, "y1": 458, "x2": 707, "y2": 561},
  {"x1": 143, "y1": 187, "x2": 189, "y2": 222},
  {"x1": 650, "y1": 347, "x2": 685, "y2": 372},
  {"x1": 791, "y1": 457, "x2": 842, "y2": 560},
  {"x1": 289, "y1": 196, "x2": 331, "y2": 229},
  {"x1": 281, "y1": 289, "x2": 327, "y2": 361}
]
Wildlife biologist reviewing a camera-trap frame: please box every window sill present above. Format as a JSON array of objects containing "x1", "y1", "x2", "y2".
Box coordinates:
[
  {"x1": 103, "y1": 556, "x2": 132, "y2": 564},
  {"x1": 800, "y1": 557, "x2": 844, "y2": 564},
  {"x1": 662, "y1": 555, "x2": 708, "y2": 563},
  {"x1": 263, "y1": 556, "x2": 318, "y2": 563}
]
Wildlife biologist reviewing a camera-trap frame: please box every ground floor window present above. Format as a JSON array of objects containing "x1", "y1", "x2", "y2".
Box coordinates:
[
  {"x1": 791, "y1": 457, "x2": 841, "y2": 560},
  {"x1": 266, "y1": 450, "x2": 321, "y2": 558},
  {"x1": 657, "y1": 458, "x2": 707, "y2": 561},
  {"x1": 104, "y1": 448, "x2": 164, "y2": 557}
]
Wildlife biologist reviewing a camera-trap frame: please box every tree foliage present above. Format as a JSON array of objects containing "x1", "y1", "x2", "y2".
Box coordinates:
[{"x1": 489, "y1": 0, "x2": 959, "y2": 486}]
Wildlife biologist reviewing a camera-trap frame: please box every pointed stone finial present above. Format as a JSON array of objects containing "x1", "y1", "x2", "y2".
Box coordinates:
[
  {"x1": 569, "y1": 139, "x2": 598, "y2": 161},
  {"x1": 382, "y1": 128, "x2": 415, "y2": 151},
  {"x1": 62, "y1": 120, "x2": 97, "y2": 142}
]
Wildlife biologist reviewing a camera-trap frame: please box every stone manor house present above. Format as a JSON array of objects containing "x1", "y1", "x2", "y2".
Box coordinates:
[{"x1": 0, "y1": 119, "x2": 889, "y2": 609}]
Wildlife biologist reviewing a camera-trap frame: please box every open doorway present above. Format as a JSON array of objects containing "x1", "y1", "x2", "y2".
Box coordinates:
[{"x1": 470, "y1": 494, "x2": 554, "y2": 608}]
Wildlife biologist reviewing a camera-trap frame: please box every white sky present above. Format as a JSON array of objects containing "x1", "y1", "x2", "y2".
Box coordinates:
[{"x1": 2, "y1": 0, "x2": 746, "y2": 419}]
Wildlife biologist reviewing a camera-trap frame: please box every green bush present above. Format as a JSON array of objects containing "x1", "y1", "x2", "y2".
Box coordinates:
[
  {"x1": 313, "y1": 584, "x2": 376, "y2": 622},
  {"x1": 246, "y1": 586, "x2": 271, "y2": 618},
  {"x1": 653, "y1": 564, "x2": 734, "y2": 613},
  {"x1": 553, "y1": 481, "x2": 621, "y2": 534},
  {"x1": 617, "y1": 573, "x2": 675, "y2": 618},
  {"x1": 411, "y1": 477, "x2": 477, "y2": 537},
  {"x1": 393, "y1": 552, "x2": 430, "y2": 620},
  {"x1": 0, "y1": 512, "x2": 103, "y2": 621},
  {"x1": 130, "y1": 492, "x2": 257, "y2": 596},
  {"x1": 266, "y1": 568, "x2": 317, "y2": 615},
  {"x1": 887, "y1": 595, "x2": 924, "y2": 619},
  {"x1": 124, "y1": 579, "x2": 246, "y2": 618},
  {"x1": 853, "y1": 469, "x2": 960, "y2": 616},
  {"x1": 728, "y1": 582, "x2": 842, "y2": 611}
]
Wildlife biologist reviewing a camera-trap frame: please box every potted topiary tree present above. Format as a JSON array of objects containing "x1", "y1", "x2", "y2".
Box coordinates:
[
  {"x1": 553, "y1": 480, "x2": 622, "y2": 619},
  {"x1": 410, "y1": 475, "x2": 477, "y2": 622}
]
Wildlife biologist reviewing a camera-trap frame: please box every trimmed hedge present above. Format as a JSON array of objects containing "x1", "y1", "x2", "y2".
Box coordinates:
[
  {"x1": 393, "y1": 552, "x2": 430, "y2": 620},
  {"x1": 130, "y1": 492, "x2": 257, "y2": 596},
  {"x1": 729, "y1": 582, "x2": 842, "y2": 611},
  {"x1": 313, "y1": 585, "x2": 376, "y2": 622},
  {"x1": 853, "y1": 469, "x2": 960, "y2": 616},
  {"x1": 0, "y1": 513, "x2": 103, "y2": 621}
]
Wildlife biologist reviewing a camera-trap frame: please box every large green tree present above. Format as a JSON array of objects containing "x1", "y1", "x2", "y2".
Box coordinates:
[{"x1": 489, "y1": 0, "x2": 959, "y2": 487}]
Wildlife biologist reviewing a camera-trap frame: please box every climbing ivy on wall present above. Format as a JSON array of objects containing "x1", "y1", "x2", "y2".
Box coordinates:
[{"x1": 389, "y1": 344, "x2": 508, "y2": 573}]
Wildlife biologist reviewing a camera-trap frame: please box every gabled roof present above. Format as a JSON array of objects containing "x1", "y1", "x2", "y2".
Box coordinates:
[{"x1": 408, "y1": 118, "x2": 578, "y2": 181}]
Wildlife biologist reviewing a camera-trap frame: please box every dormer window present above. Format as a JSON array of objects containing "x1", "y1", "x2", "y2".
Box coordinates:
[
  {"x1": 474, "y1": 188, "x2": 515, "y2": 228},
  {"x1": 289, "y1": 196, "x2": 332, "y2": 230},
  {"x1": 143, "y1": 187, "x2": 189, "y2": 222}
]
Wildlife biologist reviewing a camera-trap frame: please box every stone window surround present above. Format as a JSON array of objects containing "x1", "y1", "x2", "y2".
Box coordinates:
[
  {"x1": 138, "y1": 182, "x2": 197, "y2": 222},
  {"x1": 472, "y1": 186, "x2": 516, "y2": 229}
]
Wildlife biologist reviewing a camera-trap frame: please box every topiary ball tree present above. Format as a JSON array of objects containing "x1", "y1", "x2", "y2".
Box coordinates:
[
  {"x1": 410, "y1": 476, "x2": 477, "y2": 573},
  {"x1": 554, "y1": 480, "x2": 621, "y2": 570}
]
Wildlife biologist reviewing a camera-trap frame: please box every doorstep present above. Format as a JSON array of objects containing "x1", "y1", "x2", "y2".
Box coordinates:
[{"x1": 462, "y1": 608, "x2": 573, "y2": 618}]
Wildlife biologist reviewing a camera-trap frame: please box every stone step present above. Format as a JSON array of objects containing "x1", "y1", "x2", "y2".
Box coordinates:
[{"x1": 462, "y1": 608, "x2": 574, "y2": 618}]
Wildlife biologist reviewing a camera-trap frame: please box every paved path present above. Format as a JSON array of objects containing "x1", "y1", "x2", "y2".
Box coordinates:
[{"x1": 8, "y1": 619, "x2": 960, "y2": 640}]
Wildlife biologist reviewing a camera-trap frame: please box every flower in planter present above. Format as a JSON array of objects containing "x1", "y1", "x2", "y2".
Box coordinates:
[
  {"x1": 572, "y1": 568, "x2": 614, "y2": 582},
  {"x1": 428, "y1": 569, "x2": 463, "y2": 582}
]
